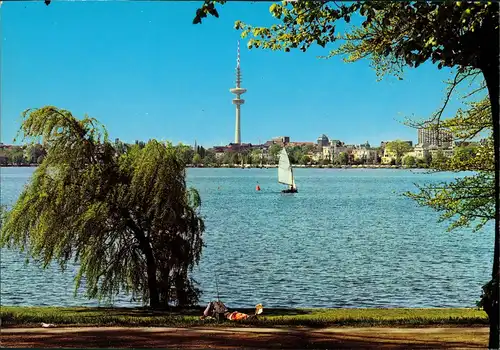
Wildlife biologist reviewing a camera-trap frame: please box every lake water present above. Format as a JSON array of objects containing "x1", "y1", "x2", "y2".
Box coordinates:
[{"x1": 0, "y1": 167, "x2": 493, "y2": 308}]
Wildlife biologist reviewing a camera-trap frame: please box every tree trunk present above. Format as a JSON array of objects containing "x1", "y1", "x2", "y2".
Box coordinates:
[
  {"x1": 127, "y1": 216, "x2": 160, "y2": 309},
  {"x1": 481, "y1": 26, "x2": 500, "y2": 349},
  {"x1": 144, "y1": 245, "x2": 160, "y2": 309}
]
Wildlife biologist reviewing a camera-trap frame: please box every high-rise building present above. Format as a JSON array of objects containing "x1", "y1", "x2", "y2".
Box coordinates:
[
  {"x1": 418, "y1": 126, "x2": 453, "y2": 147},
  {"x1": 317, "y1": 134, "x2": 330, "y2": 147},
  {"x1": 229, "y1": 41, "x2": 247, "y2": 145}
]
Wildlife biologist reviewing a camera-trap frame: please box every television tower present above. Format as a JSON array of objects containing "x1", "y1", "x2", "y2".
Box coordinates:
[{"x1": 229, "y1": 41, "x2": 247, "y2": 145}]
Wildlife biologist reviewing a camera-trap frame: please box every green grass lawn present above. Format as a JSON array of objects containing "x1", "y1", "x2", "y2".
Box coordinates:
[{"x1": 0, "y1": 306, "x2": 488, "y2": 328}]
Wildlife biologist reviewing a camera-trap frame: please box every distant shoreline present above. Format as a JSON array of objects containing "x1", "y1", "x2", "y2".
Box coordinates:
[
  {"x1": 185, "y1": 164, "x2": 424, "y2": 170},
  {"x1": 1, "y1": 164, "x2": 426, "y2": 170}
]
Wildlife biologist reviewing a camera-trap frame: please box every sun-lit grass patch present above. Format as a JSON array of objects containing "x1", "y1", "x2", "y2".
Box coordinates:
[{"x1": 0, "y1": 306, "x2": 488, "y2": 328}]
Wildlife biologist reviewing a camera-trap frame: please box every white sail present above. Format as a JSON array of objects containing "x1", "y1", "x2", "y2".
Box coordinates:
[{"x1": 278, "y1": 148, "x2": 294, "y2": 186}]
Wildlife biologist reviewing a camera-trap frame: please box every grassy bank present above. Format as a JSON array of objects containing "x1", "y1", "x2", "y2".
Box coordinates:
[{"x1": 0, "y1": 306, "x2": 488, "y2": 328}]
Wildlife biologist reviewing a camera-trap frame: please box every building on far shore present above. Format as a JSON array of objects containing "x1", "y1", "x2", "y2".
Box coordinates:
[
  {"x1": 352, "y1": 143, "x2": 378, "y2": 164},
  {"x1": 418, "y1": 126, "x2": 453, "y2": 147},
  {"x1": 414, "y1": 125, "x2": 454, "y2": 159},
  {"x1": 264, "y1": 136, "x2": 290, "y2": 148},
  {"x1": 212, "y1": 142, "x2": 267, "y2": 159},
  {"x1": 288, "y1": 141, "x2": 316, "y2": 148},
  {"x1": 414, "y1": 144, "x2": 454, "y2": 159},
  {"x1": 317, "y1": 134, "x2": 330, "y2": 148}
]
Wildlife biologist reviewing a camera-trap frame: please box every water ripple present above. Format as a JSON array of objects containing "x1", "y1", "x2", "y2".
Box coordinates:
[{"x1": 0, "y1": 167, "x2": 493, "y2": 309}]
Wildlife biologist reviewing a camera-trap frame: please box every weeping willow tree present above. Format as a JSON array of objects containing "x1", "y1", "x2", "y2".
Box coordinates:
[{"x1": 0, "y1": 106, "x2": 204, "y2": 308}]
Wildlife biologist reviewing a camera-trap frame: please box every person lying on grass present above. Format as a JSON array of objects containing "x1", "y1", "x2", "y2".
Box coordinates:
[{"x1": 200, "y1": 301, "x2": 263, "y2": 321}]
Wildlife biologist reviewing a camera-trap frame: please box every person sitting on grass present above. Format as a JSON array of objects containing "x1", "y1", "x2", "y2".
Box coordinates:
[
  {"x1": 200, "y1": 300, "x2": 228, "y2": 320},
  {"x1": 225, "y1": 303, "x2": 263, "y2": 321}
]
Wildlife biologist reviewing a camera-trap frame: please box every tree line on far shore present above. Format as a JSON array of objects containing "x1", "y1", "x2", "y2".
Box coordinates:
[
  {"x1": 190, "y1": 142, "x2": 477, "y2": 169},
  {"x1": 0, "y1": 144, "x2": 46, "y2": 166},
  {"x1": 1, "y1": 138, "x2": 479, "y2": 169}
]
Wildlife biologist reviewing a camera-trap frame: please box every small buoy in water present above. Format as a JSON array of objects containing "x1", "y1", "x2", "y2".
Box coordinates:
[{"x1": 256, "y1": 185, "x2": 261, "y2": 191}]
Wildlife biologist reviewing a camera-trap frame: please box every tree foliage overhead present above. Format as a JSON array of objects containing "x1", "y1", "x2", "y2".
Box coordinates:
[
  {"x1": 0, "y1": 106, "x2": 205, "y2": 308},
  {"x1": 196, "y1": 1, "x2": 498, "y2": 75}
]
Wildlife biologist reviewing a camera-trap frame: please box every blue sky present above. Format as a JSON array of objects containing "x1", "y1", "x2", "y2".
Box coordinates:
[{"x1": 1, "y1": 1, "x2": 472, "y2": 147}]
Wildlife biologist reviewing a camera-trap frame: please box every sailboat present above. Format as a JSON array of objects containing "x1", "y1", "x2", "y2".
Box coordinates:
[{"x1": 278, "y1": 148, "x2": 298, "y2": 193}]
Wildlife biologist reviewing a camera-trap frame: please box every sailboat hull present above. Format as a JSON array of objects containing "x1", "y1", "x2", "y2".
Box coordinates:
[{"x1": 281, "y1": 188, "x2": 298, "y2": 194}]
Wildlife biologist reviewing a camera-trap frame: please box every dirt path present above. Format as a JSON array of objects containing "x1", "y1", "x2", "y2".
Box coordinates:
[{"x1": 0, "y1": 326, "x2": 488, "y2": 349}]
